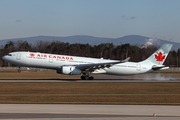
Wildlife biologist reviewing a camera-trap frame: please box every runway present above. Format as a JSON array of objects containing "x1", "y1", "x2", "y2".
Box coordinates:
[
  {"x1": 0, "y1": 104, "x2": 180, "y2": 120},
  {"x1": 0, "y1": 79, "x2": 158, "y2": 82},
  {"x1": 0, "y1": 78, "x2": 180, "y2": 83},
  {"x1": 0, "y1": 73, "x2": 180, "y2": 82}
]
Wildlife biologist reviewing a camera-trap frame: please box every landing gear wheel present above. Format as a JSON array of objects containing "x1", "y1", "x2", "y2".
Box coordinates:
[
  {"x1": 81, "y1": 76, "x2": 85, "y2": 80},
  {"x1": 80, "y1": 75, "x2": 94, "y2": 80},
  {"x1": 17, "y1": 67, "x2": 21, "y2": 73},
  {"x1": 89, "y1": 76, "x2": 94, "y2": 80}
]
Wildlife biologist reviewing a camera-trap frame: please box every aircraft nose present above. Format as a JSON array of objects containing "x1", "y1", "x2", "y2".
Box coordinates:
[
  {"x1": 2, "y1": 55, "x2": 7, "y2": 61},
  {"x1": 2, "y1": 56, "x2": 5, "y2": 60}
]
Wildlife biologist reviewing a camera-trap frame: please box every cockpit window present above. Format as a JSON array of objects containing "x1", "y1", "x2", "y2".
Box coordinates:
[{"x1": 6, "y1": 54, "x2": 12, "y2": 56}]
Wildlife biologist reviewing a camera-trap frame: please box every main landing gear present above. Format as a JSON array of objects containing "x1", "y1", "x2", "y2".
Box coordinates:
[
  {"x1": 80, "y1": 72, "x2": 94, "y2": 80},
  {"x1": 81, "y1": 75, "x2": 94, "y2": 80}
]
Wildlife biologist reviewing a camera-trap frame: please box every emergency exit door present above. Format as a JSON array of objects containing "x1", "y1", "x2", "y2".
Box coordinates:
[
  {"x1": 137, "y1": 64, "x2": 141, "y2": 71},
  {"x1": 16, "y1": 53, "x2": 21, "y2": 60}
]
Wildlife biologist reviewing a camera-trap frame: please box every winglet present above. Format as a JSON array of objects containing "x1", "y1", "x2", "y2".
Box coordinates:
[{"x1": 121, "y1": 57, "x2": 130, "y2": 62}]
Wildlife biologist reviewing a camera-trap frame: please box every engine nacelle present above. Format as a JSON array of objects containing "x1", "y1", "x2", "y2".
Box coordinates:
[{"x1": 56, "y1": 66, "x2": 81, "y2": 75}]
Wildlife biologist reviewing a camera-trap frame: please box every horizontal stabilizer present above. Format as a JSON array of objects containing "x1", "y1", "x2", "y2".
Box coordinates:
[{"x1": 152, "y1": 65, "x2": 169, "y2": 70}]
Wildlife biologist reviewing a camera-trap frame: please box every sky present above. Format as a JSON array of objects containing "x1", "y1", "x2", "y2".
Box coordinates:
[{"x1": 0, "y1": 0, "x2": 180, "y2": 42}]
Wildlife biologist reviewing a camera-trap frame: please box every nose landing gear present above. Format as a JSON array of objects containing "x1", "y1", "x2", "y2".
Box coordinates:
[{"x1": 17, "y1": 67, "x2": 21, "y2": 73}]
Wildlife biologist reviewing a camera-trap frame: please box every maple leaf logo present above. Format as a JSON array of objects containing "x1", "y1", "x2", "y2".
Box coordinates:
[
  {"x1": 154, "y1": 52, "x2": 166, "y2": 62},
  {"x1": 30, "y1": 53, "x2": 35, "y2": 57}
]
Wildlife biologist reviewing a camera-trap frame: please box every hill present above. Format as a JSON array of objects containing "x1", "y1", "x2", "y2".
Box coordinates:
[{"x1": 0, "y1": 35, "x2": 179, "y2": 50}]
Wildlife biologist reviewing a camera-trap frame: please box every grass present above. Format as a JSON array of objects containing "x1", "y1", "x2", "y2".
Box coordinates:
[
  {"x1": 0, "y1": 69, "x2": 180, "y2": 104},
  {"x1": 0, "y1": 82, "x2": 180, "y2": 104}
]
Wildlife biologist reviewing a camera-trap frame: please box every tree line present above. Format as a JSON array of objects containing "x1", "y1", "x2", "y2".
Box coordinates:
[{"x1": 1, "y1": 40, "x2": 180, "y2": 67}]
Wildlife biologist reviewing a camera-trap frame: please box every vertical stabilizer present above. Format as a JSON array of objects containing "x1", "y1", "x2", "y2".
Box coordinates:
[{"x1": 144, "y1": 44, "x2": 173, "y2": 65}]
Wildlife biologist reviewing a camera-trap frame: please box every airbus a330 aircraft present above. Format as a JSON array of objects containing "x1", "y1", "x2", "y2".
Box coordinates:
[{"x1": 2, "y1": 44, "x2": 172, "y2": 80}]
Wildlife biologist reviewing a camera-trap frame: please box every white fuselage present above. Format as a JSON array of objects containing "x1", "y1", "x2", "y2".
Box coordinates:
[{"x1": 2, "y1": 51, "x2": 154, "y2": 75}]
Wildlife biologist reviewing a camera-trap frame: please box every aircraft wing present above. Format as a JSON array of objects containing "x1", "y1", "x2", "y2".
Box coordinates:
[{"x1": 76, "y1": 57, "x2": 130, "y2": 72}]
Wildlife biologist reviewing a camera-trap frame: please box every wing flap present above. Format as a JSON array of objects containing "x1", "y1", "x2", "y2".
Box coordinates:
[
  {"x1": 77, "y1": 61, "x2": 120, "y2": 71},
  {"x1": 76, "y1": 57, "x2": 130, "y2": 72}
]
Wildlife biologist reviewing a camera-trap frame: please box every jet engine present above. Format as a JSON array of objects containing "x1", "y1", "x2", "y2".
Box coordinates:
[{"x1": 56, "y1": 66, "x2": 81, "y2": 75}]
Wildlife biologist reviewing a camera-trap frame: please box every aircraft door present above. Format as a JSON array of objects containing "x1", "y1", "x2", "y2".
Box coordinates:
[
  {"x1": 137, "y1": 64, "x2": 141, "y2": 71},
  {"x1": 49, "y1": 57, "x2": 53, "y2": 63},
  {"x1": 16, "y1": 53, "x2": 21, "y2": 60}
]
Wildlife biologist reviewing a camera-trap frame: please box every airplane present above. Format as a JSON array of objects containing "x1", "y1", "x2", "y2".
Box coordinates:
[{"x1": 2, "y1": 44, "x2": 172, "y2": 80}]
